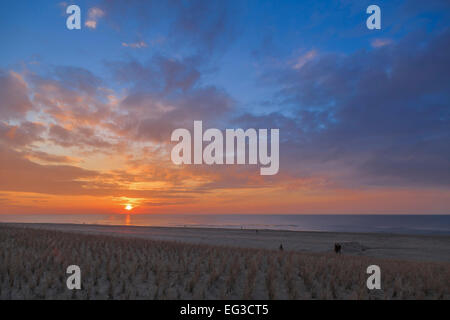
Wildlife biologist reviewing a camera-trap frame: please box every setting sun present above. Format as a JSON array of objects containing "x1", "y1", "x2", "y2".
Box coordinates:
[{"x1": 125, "y1": 204, "x2": 133, "y2": 211}]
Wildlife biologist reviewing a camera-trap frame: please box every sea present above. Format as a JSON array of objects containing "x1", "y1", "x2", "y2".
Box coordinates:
[{"x1": 0, "y1": 214, "x2": 449, "y2": 236}]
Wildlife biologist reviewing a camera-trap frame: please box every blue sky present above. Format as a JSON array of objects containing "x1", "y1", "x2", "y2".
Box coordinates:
[
  {"x1": 3, "y1": 0, "x2": 448, "y2": 110},
  {"x1": 0, "y1": 0, "x2": 449, "y2": 214}
]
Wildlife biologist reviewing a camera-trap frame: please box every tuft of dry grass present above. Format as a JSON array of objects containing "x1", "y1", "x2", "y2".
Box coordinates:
[{"x1": 0, "y1": 225, "x2": 448, "y2": 300}]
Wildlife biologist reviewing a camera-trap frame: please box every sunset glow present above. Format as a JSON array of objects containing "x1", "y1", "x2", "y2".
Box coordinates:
[{"x1": 0, "y1": 1, "x2": 449, "y2": 217}]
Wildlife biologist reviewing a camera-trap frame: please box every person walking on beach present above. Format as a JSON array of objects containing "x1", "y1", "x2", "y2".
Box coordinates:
[{"x1": 334, "y1": 243, "x2": 341, "y2": 254}]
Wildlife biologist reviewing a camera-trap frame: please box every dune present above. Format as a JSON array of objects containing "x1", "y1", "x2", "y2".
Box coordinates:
[
  {"x1": 5, "y1": 222, "x2": 450, "y2": 262},
  {"x1": 0, "y1": 223, "x2": 449, "y2": 300}
]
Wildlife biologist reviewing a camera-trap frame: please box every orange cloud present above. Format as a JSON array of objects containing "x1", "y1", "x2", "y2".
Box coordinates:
[
  {"x1": 0, "y1": 61, "x2": 448, "y2": 216},
  {"x1": 85, "y1": 7, "x2": 105, "y2": 29}
]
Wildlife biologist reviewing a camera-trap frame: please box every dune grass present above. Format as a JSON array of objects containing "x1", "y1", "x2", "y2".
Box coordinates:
[{"x1": 0, "y1": 225, "x2": 448, "y2": 300}]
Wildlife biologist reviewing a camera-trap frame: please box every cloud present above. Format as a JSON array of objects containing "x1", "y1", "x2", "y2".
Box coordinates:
[
  {"x1": 255, "y1": 30, "x2": 450, "y2": 188},
  {"x1": 97, "y1": 0, "x2": 243, "y2": 54},
  {"x1": 293, "y1": 50, "x2": 317, "y2": 70},
  {"x1": 85, "y1": 20, "x2": 97, "y2": 29},
  {"x1": 48, "y1": 124, "x2": 114, "y2": 149},
  {"x1": 25, "y1": 150, "x2": 79, "y2": 164},
  {"x1": 371, "y1": 38, "x2": 393, "y2": 48},
  {"x1": 28, "y1": 65, "x2": 116, "y2": 135},
  {"x1": 0, "y1": 147, "x2": 98, "y2": 195},
  {"x1": 0, "y1": 70, "x2": 33, "y2": 120},
  {"x1": 0, "y1": 62, "x2": 260, "y2": 200},
  {"x1": 108, "y1": 55, "x2": 202, "y2": 93},
  {"x1": 0, "y1": 63, "x2": 273, "y2": 205},
  {"x1": 53, "y1": 66, "x2": 102, "y2": 95},
  {"x1": 89, "y1": 7, "x2": 105, "y2": 19},
  {"x1": 3, "y1": 25, "x2": 448, "y2": 213},
  {"x1": 122, "y1": 41, "x2": 148, "y2": 49},
  {"x1": 106, "y1": 56, "x2": 234, "y2": 142},
  {"x1": 0, "y1": 121, "x2": 46, "y2": 147},
  {"x1": 85, "y1": 7, "x2": 105, "y2": 29}
]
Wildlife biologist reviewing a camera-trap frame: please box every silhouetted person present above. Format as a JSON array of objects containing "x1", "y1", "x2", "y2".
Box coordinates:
[
  {"x1": 334, "y1": 243, "x2": 342, "y2": 254},
  {"x1": 279, "y1": 243, "x2": 284, "y2": 251}
]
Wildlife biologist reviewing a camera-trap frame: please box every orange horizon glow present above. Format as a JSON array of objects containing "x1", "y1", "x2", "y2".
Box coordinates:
[{"x1": 1, "y1": 187, "x2": 450, "y2": 215}]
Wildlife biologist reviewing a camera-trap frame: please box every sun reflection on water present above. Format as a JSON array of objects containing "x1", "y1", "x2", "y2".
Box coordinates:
[{"x1": 125, "y1": 214, "x2": 131, "y2": 226}]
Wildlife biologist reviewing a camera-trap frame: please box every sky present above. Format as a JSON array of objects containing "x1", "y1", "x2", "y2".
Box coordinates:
[{"x1": 0, "y1": 0, "x2": 449, "y2": 215}]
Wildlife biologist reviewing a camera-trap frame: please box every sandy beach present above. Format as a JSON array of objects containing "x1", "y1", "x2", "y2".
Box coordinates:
[
  {"x1": 5, "y1": 222, "x2": 450, "y2": 262},
  {"x1": 1, "y1": 223, "x2": 449, "y2": 299}
]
